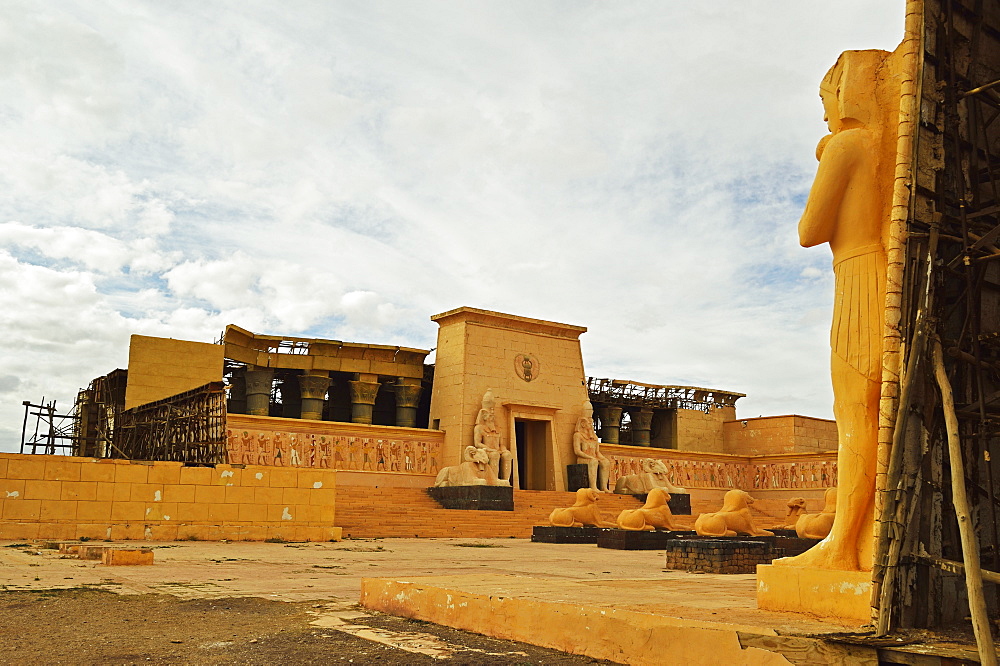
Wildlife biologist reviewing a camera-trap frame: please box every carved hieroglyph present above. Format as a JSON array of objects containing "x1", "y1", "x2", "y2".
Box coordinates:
[
  {"x1": 775, "y1": 49, "x2": 900, "y2": 572},
  {"x1": 548, "y1": 488, "x2": 616, "y2": 527},
  {"x1": 614, "y1": 458, "x2": 689, "y2": 495},
  {"x1": 574, "y1": 401, "x2": 610, "y2": 492},
  {"x1": 616, "y1": 488, "x2": 676, "y2": 531},
  {"x1": 795, "y1": 487, "x2": 838, "y2": 540},
  {"x1": 472, "y1": 389, "x2": 512, "y2": 484},
  {"x1": 694, "y1": 489, "x2": 774, "y2": 537}
]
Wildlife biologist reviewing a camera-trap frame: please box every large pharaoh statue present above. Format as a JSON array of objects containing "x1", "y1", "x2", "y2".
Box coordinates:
[
  {"x1": 472, "y1": 389, "x2": 512, "y2": 484},
  {"x1": 776, "y1": 49, "x2": 897, "y2": 572},
  {"x1": 574, "y1": 400, "x2": 610, "y2": 493}
]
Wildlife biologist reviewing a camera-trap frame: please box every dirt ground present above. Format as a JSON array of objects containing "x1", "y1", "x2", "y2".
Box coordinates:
[{"x1": 0, "y1": 587, "x2": 615, "y2": 664}]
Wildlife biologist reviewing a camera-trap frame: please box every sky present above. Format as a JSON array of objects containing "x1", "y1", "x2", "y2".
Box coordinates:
[{"x1": 0, "y1": 1, "x2": 907, "y2": 451}]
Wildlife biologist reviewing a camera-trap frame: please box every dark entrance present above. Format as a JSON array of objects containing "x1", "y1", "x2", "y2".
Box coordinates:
[{"x1": 514, "y1": 418, "x2": 548, "y2": 490}]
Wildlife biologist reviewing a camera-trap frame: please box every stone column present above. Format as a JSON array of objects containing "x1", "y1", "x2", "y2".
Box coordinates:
[
  {"x1": 227, "y1": 368, "x2": 247, "y2": 414},
  {"x1": 595, "y1": 405, "x2": 623, "y2": 444},
  {"x1": 279, "y1": 378, "x2": 301, "y2": 419},
  {"x1": 244, "y1": 368, "x2": 274, "y2": 416},
  {"x1": 394, "y1": 378, "x2": 423, "y2": 428},
  {"x1": 349, "y1": 373, "x2": 380, "y2": 425},
  {"x1": 629, "y1": 408, "x2": 653, "y2": 446},
  {"x1": 298, "y1": 372, "x2": 331, "y2": 421}
]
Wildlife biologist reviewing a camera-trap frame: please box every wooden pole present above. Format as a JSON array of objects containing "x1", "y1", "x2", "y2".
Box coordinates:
[{"x1": 932, "y1": 338, "x2": 998, "y2": 666}]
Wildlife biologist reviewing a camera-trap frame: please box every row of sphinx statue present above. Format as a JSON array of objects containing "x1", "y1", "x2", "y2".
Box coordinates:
[{"x1": 547, "y1": 486, "x2": 838, "y2": 540}]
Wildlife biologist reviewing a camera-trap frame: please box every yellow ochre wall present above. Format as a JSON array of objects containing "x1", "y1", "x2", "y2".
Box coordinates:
[
  {"x1": 0, "y1": 453, "x2": 340, "y2": 542},
  {"x1": 124, "y1": 334, "x2": 224, "y2": 409},
  {"x1": 673, "y1": 407, "x2": 736, "y2": 452},
  {"x1": 723, "y1": 415, "x2": 838, "y2": 456},
  {"x1": 428, "y1": 307, "x2": 589, "y2": 492}
]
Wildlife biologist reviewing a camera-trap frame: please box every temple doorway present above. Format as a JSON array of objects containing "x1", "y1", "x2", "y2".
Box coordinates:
[{"x1": 514, "y1": 418, "x2": 548, "y2": 490}]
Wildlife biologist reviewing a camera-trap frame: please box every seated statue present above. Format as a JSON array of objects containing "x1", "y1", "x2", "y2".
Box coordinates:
[
  {"x1": 694, "y1": 489, "x2": 774, "y2": 537},
  {"x1": 616, "y1": 488, "x2": 676, "y2": 531},
  {"x1": 795, "y1": 487, "x2": 837, "y2": 539},
  {"x1": 778, "y1": 497, "x2": 807, "y2": 530},
  {"x1": 614, "y1": 458, "x2": 688, "y2": 495},
  {"x1": 574, "y1": 401, "x2": 610, "y2": 492},
  {"x1": 433, "y1": 446, "x2": 510, "y2": 488},
  {"x1": 472, "y1": 389, "x2": 512, "y2": 484},
  {"x1": 549, "y1": 488, "x2": 616, "y2": 527}
]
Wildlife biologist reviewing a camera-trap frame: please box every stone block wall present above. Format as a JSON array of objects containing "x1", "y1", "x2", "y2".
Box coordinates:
[
  {"x1": 124, "y1": 335, "x2": 224, "y2": 409},
  {"x1": 674, "y1": 408, "x2": 728, "y2": 452},
  {"x1": 0, "y1": 453, "x2": 338, "y2": 542},
  {"x1": 722, "y1": 415, "x2": 837, "y2": 455}
]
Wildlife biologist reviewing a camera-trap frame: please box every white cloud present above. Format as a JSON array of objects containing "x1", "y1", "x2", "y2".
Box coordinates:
[{"x1": 0, "y1": 1, "x2": 907, "y2": 450}]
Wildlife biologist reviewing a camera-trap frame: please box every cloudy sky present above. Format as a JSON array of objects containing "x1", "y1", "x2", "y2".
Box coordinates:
[{"x1": 0, "y1": 1, "x2": 906, "y2": 451}]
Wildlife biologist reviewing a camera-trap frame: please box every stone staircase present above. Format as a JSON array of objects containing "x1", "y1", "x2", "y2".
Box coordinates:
[
  {"x1": 334, "y1": 487, "x2": 802, "y2": 538},
  {"x1": 335, "y1": 487, "x2": 650, "y2": 538}
]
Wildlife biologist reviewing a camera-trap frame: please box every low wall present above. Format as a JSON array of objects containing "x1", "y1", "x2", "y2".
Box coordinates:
[
  {"x1": 226, "y1": 414, "x2": 444, "y2": 476},
  {"x1": 602, "y1": 445, "x2": 837, "y2": 491},
  {"x1": 0, "y1": 453, "x2": 339, "y2": 542}
]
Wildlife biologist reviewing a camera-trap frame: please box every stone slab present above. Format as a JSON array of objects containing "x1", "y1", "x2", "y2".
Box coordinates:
[
  {"x1": 565, "y1": 464, "x2": 589, "y2": 492},
  {"x1": 530, "y1": 526, "x2": 606, "y2": 544},
  {"x1": 597, "y1": 529, "x2": 697, "y2": 550},
  {"x1": 77, "y1": 544, "x2": 118, "y2": 560},
  {"x1": 426, "y1": 486, "x2": 514, "y2": 511},
  {"x1": 756, "y1": 564, "x2": 872, "y2": 623},
  {"x1": 101, "y1": 548, "x2": 154, "y2": 566},
  {"x1": 361, "y1": 574, "x2": 877, "y2": 666}
]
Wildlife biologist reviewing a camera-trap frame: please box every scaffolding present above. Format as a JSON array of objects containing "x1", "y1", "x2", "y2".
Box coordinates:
[
  {"x1": 20, "y1": 399, "x2": 76, "y2": 455},
  {"x1": 586, "y1": 377, "x2": 744, "y2": 414},
  {"x1": 873, "y1": 0, "x2": 1000, "y2": 645},
  {"x1": 72, "y1": 368, "x2": 128, "y2": 458},
  {"x1": 112, "y1": 381, "x2": 227, "y2": 464}
]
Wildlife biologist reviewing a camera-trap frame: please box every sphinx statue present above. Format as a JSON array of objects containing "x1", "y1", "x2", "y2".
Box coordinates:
[
  {"x1": 433, "y1": 445, "x2": 509, "y2": 487},
  {"x1": 472, "y1": 389, "x2": 512, "y2": 484},
  {"x1": 616, "y1": 488, "x2": 676, "y2": 531},
  {"x1": 795, "y1": 487, "x2": 838, "y2": 540},
  {"x1": 549, "y1": 488, "x2": 616, "y2": 527},
  {"x1": 775, "y1": 49, "x2": 898, "y2": 572},
  {"x1": 614, "y1": 458, "x2": 688, "y2": 495},
  {"x1": 574, "y1": 401, "x2": 610, "y2": 492},
  {"x1": 778, "y1": 497, "x2": 808, "y2": 530},
  {"x1": 694, "y1": 489, "x2": 774, "y2": 537}
]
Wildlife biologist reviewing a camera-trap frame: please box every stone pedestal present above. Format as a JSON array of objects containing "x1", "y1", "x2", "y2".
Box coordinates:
[
  {"x1": 395, "y1": 378, "x2": 422, "y2": 428},
  {"x1": 756, "y1": 564, "x2": 872, "y2": 623},
  {"x1": 244, "y1": 368, "x2": 274, "y2": 416},
  {"x1": 298, "y1": 372, "x2": 331, "y2": 421},
  {"x1": 349, "y1": 375, "x2": 380, "y2": 425},
  {"x1": 628, "y1": 408, "x2": 653, "y2": 446},
  {"x1": 631, "y1": 492, "x2": 691, "y2": 515},
  {"x1": 531, "y1": 526, "x2": 605, "y2": 544},
  {"x1": 566, "y1": 464, "x2": 590, "y2": 492},
  {"x1": 595, "y1": 405, "x2": 622, "y2": 444},
  {"x1": 426, "y1": 486, "x2": 514, "y2": 511},
  {"x1": 598, "y1": 529, "x2": 696, "y2": 550}
]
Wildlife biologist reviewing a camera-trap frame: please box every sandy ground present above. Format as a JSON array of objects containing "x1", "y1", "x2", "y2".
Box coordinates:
[{"x1": 0, "y1": 536, "x2": 979, "y2": 663}]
